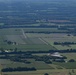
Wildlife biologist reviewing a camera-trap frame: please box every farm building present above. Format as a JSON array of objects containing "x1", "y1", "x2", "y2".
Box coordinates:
[{"x1": 48, "y1": 52, "x2": 63, "y2": 58}]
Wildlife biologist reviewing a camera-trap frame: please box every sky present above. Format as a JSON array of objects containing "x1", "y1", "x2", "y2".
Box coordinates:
[{"x1": 0, "y1": 0, "x2": 76, "y2": 4}]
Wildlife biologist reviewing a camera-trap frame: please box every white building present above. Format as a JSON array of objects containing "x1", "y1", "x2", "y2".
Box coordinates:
[{"x1": 48, "y1": 52, "x2": 63, "y2": 58}]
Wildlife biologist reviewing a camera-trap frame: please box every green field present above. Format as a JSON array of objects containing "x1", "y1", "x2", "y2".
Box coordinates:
[
  {"x1": 0, "y1": 28, "x2": 57, "y2": 51},
  {"x1": 0, "y1": 28, "x2": 76, "y2": 75},
  {"x1": 0, "y1": 53, "x2": 76, "y2": 70},
  {"x1": 2, "y1": 69, "x2": 76, "y2": 75},
  {"x1": 0, "y1": 0, "x2": 76, "y2": 75},
  {"x1": 0, "y1": 28, "x2": 76, "y2": 51},
  {"x1": 54, "y1": 62, "x2": 76, "y2": 69}
]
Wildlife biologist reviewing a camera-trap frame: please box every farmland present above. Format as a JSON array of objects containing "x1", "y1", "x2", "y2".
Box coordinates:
[
  {"x1": 0, "y1": 28, "x2": 76, "y2": 51},
  {"x1": 2, "y1": 69, "x2": 75, "y2": 75},
  {"x1": 0, "y1": 0, "x2": 76, "y2": 75},
  {"x1": 0, "y1": 28, "x2": 57, "y2": 51},
  {"x1": 0, "y1": 28, "x2": 76, "y2": 75},
  {"x1": 0, "y1": 52, "x2": 76, "y2": 75}
]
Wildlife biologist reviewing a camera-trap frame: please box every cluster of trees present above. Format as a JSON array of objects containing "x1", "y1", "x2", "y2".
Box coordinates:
[
  {"x1": 0, "y1": 0, "x2": 76, "y2": 29},
  {"x1": 44, "y1": 73, "x2": 49, "y2": 75},
  {"x1": 34, "y1": 55, "x2": 52, "y2": 64},
  {"x1": 1, "y1": 49, "x2": 76, "y2": 55},
  {"x1": 52, "y1": 58, "x2": 75, "y2": 63},
  {"x1": 54, "y1": 42, "x2": 76, "y2": 45},
  {"x1": 68, "y1": 59, "x2": 75, "y2": 62},
  {"x1": 4, "y1": 40, "x2": 17, "y2": 45},
  {"x1": 8, "y1": 53, "x2": 33, "y2": 64},
  {"x1": 1, "y1": 67, "x2": 36, "y2": 72},
  {"x1": 10, "y1": 57, "x2": 31, "y2": 64},
  {"x1": 25, "y1": 31, "x2": 51, "y2": 34},
  {"x1": 33, "y1": 55, "x2": 67, "y2": 63},
  {"x1": 34, "y1": 55, "x2": 49, "y2": 61},
  {"x1": 53, "y1": 59, "x2": 65, "y2": 62},
  {"x1": 24, "y1": 49, "x2": 76, "y2": 54}
]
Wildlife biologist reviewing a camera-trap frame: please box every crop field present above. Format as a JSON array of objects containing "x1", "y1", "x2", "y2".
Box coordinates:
[
  {"x1": 0, "y1": 28, "x2": 76, "y2": 51},
  {"x1": 26, "y1": 33, "x2": 76, "y2": 50},
  {"x1": 25, "y1": 33, "x2": 76, "y2": 43},
  {"x1": 0, "y1": 53, "x2": 76, "y2": 70},
  {"x1": 0, "y1": 59, "x2": 53, "y2": 70},
  {"x1": 61, "y1": 53, "x2": 76, "y2": 61},
  {"x1": 0, "y1": 52, "x2": 76, "y2": 75},
  {"x1": 32, "y1": 52, "x2": 76, "y2": 70},
  {"x1": 23, "y1": 28, "x2": 68, "y2": 33},
  {"x1": 6, "y1": 35, "x2": 26, "y2": 45},
  {"x1": 0, "y1": 28, "x2": 22, "y2": 35},
  {"x1": 0, "y1": 0, "x2": 76, "y2": 75},
  {"x1": 2, "y1": 69, "x2": 76, "y2": 75},
  {"x1": 54, "y1": 62, "x2": 76, "y2": 69},
  {"x1": 0, "y1": 28, "x2": 57, "y2": 51},
  {"x1": 1, "y1": 53, "x2": 76, "y2": 70}
]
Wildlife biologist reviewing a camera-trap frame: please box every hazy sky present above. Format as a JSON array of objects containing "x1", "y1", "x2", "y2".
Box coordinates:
[{"x1": 0, "y1": 0, "x2": 76, "y2": 4}]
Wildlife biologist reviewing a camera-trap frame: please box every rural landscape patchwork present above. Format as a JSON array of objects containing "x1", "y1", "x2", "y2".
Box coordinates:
[{"x1": 0, "y1": 0, "x2": 76, "y2": 75}]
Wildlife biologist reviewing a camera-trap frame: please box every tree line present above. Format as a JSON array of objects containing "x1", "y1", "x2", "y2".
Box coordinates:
[
  {"x1": 1, "y1": 67, "x2": 36, "y2": 72},
  {"x1": 54, "y1": 42, "x2": 76, "y2": 45}
]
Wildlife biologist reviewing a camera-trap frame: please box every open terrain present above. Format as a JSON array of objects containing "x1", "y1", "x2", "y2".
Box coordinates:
[
  {"x1": 2, "y1": 69, "x2": 75, "y2": 75},
  {"x1": 0, "y1": 28, "x2": 76, "y2": 51},
  {"x1": 0, "y1": 0, "x2": 76, "y2": 75}
]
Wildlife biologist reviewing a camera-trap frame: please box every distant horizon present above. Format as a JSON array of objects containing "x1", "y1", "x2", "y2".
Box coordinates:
[{"x1": 0, "y1": 0, "x2": 76, "y2": 2}]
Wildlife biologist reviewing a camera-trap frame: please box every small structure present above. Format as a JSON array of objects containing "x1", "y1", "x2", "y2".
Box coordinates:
[
  {"x1": 5, "y1": 50, "x2": 10, "y2": 53},
  {"x1": 4, "y1": 49, "x2": 13, "y2": 53},
  {"x1": 48, "y1": 52, "x2": 63, "y2": 58}
]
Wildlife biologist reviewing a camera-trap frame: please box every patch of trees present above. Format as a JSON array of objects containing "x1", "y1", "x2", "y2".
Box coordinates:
[
  {"x1": 1, "y1": 49, "x2": 76, "y2": 55},
  {"x1": 34, "y1": 55, "x2": 50, "y2": 61},
  {"x1": 0, "y1": 56, "x2": 8, "y2": 59},
  {"x1": 4, "y1": 40, "x2": 17, "y2": 45},
  {"x1": 26, "y1": 49, "x2": 76, "y2": 54},
  {"x1": 10, "y1": 57, "x2": 26, "y2": 62},
  {"x1": 44, "y1": 73, "x2": 49, "y2": 75},
  {"x1": 9, "y1": 54, "x2": 32, "y2": 64},
  {"x1": 1, "y1": 67, "x2": 36, "y2": 72},
  {"x1": 34, "y1": 55, "x2": 66, "y2": 63},
  {"x1": 53, "y1": 59, "x2": 65, "y2": 62},
  {"x1": 25, "y1": 31, "x2": 69, "y2": 34},
  {"x1": 44, "y1": 60, "x2": 52, "y2": 64},
  {"x1": 54, "y1": 42, "x2": 76, "y2": 45},
  {"x1": 49, "y1": 49, "x2": 76, "y2": 53},
  {"x1": 10, "y1": 58, "x2": 31, "y2": 64},
  {"x1": 68, "y1": 59, "x2": 75, "y2": 62},
  {"x1": 13, "y1": 53, "x2": 33, "y2": 59},
  {"x1": 0, "y1": 54, "x2": 10, "y2": 59},
  {"x1": 4, "y1": 40, "x2": 13, "y2": 45}
]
